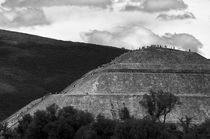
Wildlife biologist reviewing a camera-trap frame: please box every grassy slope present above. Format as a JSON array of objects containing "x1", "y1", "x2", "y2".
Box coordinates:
[{"x1": 0, "y1": 29, "x2": 127, "y2": 120}]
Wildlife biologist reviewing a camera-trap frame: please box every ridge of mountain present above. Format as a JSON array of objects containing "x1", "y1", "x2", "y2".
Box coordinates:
[{"x1": 0, "y1": 29, "x2": 127, "y2": 120}]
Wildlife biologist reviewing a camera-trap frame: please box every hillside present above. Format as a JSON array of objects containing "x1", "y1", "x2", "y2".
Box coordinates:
[
  {"x1": 3, "y1": 47, "x2": 210, "y2": 128},
  {"x1": 0, "y1": 29, "x2": 127, "y2": 120}
]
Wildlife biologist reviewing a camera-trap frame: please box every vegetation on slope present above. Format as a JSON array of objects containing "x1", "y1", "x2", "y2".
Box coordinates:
[{"x1": 1, "y1": 90, "x2": 210, "y2": 139}]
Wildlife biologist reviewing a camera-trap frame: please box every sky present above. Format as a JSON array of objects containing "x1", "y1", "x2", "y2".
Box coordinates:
[{"x1": 0, "y1": 0, "x2": 210, "y2": 58}]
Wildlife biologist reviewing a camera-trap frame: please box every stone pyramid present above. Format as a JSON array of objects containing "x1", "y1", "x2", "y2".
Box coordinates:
[{"x1": 4, "y1": 47, "x2": 210, "y2": 128}]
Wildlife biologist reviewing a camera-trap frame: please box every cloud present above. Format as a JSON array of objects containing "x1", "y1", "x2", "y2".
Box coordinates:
[
  {"x1": 81, "y1": 26, "x2": 162, "y2": 49},
  {"x1": 162, "y1": 33, "x2": 203, "y2": 52},
  {"x1": 157, "y1": 12, "x2": 195, "y2": 21},
  {"x1": 0, "y1": 82, "x2": 16, "y2": 93},
  {"x1": 81, "y1": 29, "x2": 132, "y2": 49},
  {"x1": 0, "y1": 13, "x2": 10, "y2": 26},
  {"x1": 124, "y1": 0, "x2": 188, "y2": 12},
  {"x1": 0, "y1": 8, "x2": 50, "y2": 27},
  {"x1": 12, "y1": 8, "x2": 50, "y2": 27},
  {"x1": 2, "y1": 0, "x2": 112, "y2": 8},
  {"x1": 82, "y1": 25, "x2": 203, "y2": 52}
]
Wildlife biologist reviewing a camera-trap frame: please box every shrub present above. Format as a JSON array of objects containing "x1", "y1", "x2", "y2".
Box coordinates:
[
  {"x1": 115, "y1": 119, "x2": 162, "y2": 139},
  {"x1": 196, "y1": 119, "x2": 210, "y2": 139},
  {"x1": 58, "y1": 106, "x2": 94, "y2": 131},
  {"x1": 119, "y1": 106, "x2": 131, "y2": 121},
  {"x1": 115, "y1": 119, "x2": 180, "y2": 139},
  {"x1": 15, "y1": 104, "x2": 94, "y2": 139},
  {"x1": 16, "y1": 114, "x2": 32, "y2": 138},
  {"x1": 26, "y1": 110, "x2": 50, "y2": 139},
  {"x1": 11, "y1": 103, "x2": 210, "y2": 139},
  {"x1": 114, "y1": 119, "x2": 135, "y2": 139},
  {"x1": 92, "y1": 114, "x2": 117, "y2": 139},
  {"x1": 74, "y1": 126, "x2": 98, "y2": 139},
  {"x1": 56, "y1": 120, "x2": 75, "y2": 139},
  {"x1": 0, "y1": 123, "x2": 14, "y2": 139}
]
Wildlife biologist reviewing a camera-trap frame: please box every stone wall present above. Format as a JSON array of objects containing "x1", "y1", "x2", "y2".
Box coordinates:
[{"x1": 68, "y1": 72, "x2": 210, "y2": 96}]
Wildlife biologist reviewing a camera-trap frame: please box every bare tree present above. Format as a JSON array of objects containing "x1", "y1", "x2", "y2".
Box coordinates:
[
  {"x1": 140, "y1": 90, "x2": 180, "y2": 123},
  {"x1": 179, "y1": 116, "x2": 194, "y2": 134}
]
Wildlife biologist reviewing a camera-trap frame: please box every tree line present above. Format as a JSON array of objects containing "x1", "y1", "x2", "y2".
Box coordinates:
[{"x1": 0, "y1": 90, "x2": 210, "y2": 139}]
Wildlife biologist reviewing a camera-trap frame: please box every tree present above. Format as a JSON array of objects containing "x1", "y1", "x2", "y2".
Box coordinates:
[
  {"x1": 119, "y1": 106, "x2": 131, "y2": 121},
  {"x1": 58, "y1": 106, "x2": 94, "y2": 131},
  {"x1": 114, "y1": 119, "x2": 175, "y2": 139},
  {"x1": 0, "y1": 123, "x2": 13, "y2": 139},
  {"x1": 92, "y1": 114, "x2": 116, "y2": 139},
  {"x1": 195, "y1": 119, "x2": 210, "y2": 139},
  {"x1": 44, "y1": 120, "x2": 75, "y2": 139},
  {"x1": 46, "y1": 103, "x2": 59, "y2": 121},
  {"x1": 16, "y1": 114, "x2": 32, "y2": 138},
  {"x1": 179, "y1": 116, "x2": 194, "y2": 134},
  {"x1": 140, "y1": 90, "x2": 180, "y2": 123},
  {"x1": 74, "y1": 126, "x2": 98, "y2": 139},
  {"x1": 26, "y1": 110, "x2": 50, "y2": 139},
  {"x1": 14, "y1": 104, "x2": 94, "y2": 139}
]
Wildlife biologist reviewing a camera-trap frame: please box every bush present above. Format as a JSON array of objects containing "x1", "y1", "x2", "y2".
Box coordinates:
[
  {"x1": 92, "y1": 114, "x2": 117, "y2": 139},
  {"x1": 115, "y1": 119, "x2": 181, "y2": 139},
  {"x1": 26, "y1": 110, "x2": 50, "y2": 139},
  {"x1": 119, "y1": 106, "x2": 131, "y2": 121},
  {"x1": 15, "y1": 104, "x2": 94, "y2": 139},
  {"x1": 0, "y1": 123, "x2": 14, "y2": 139},
  {"x1": 58, "y1": 106, "x2": 94, "y2": 131},
  {"x1": 74, "y1": 126, "x2": 98, "y2": 139},
  {"x1": 55, "y1": 120, "x2": 75, "y2": 139},
  {"x1": 196, "y1": 119, "x2": 210, "y2": 139},
  {"x1": 114, "y1": 119, "x2": 136, "y2": 139},
  {"x1": 116, "y1": 119, "x2": 167, "y2": 139},
  {"x1": 16, "y1": 114, "x2": 32, "y2": 138},
  {"x1": 10, "y1": 103, "x2": 210, "y2": 139}
]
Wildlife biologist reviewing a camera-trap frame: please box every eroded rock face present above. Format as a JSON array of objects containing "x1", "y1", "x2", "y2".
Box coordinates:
[{"x1": 3, "y1": 47, "x2": 210, "y2": 128}]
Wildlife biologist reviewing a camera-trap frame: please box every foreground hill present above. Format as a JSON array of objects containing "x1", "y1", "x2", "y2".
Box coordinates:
[
  {"x1": 3, "y1": 46, "x2": 210, "y2": 128},
  {"x1": 0, "y1": 29, "x2": 127, "y2": 120}
]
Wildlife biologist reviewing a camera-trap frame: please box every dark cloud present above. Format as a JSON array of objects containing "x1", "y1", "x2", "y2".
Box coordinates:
[
  {"x1": 2, "y1": 0, "x2": 112, "y2": 8},
  {"x1": 157, "y1": 12, "x2": 195, "y2": 21},
  {"x1": 0, "y1": 8, "x2": 50, "y2": 27},
  {"x1": 124, "y1": 0, "x2": 188, "y2": 12},
  {"x1": 82, "y1": 26, "x2": 203, "y2": 52}
]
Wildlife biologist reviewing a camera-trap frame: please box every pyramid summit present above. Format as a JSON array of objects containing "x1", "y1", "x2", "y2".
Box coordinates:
[{"x1": 3, "y1": 46, "x2": 210, "y2": 128}]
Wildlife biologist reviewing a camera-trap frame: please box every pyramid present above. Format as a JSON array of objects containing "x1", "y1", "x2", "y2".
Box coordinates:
[{"x1": 3, "y1": 47, "x2": 210, "y2": 128}]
